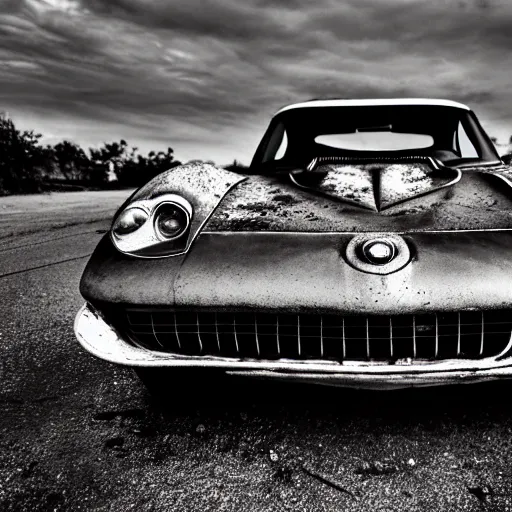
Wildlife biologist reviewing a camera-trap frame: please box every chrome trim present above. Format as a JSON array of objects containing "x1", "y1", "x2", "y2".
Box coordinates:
[
  {"x1": 320, "y1": 316, "x2": 324, "y2": 358},
  {"x1": 345, "y1": 233, "x2": 411, "y2": 275},
  {"x1": 111, "y1": 193, "x2": 193, "y2": 256},
  {"x1": 480, "y1": 311, "x2": 484, "y2": 357},
  {"x1": 233, "y1": 315, "x2": 239, "y2": 354},
  {"x1": 200, "y1": 228, "x2": 512, "y2": 235},
  {"x1": 255, "y1": 315, "x2": 260, "y2": 357},
  {"x1": 153, "y1": 201, "x2": 191, "y2": 242},
  {"x1": 297, "y1": 315, "x2": 301, "y2": 357},
  {"x1": 496, "y1": 333, "x2": 512, "y2": 359},
  {"x1": 435, "y1": 313, "x2": 439, "y2": 358},
  {"x1": 389, "y1": 318, "x2": 393, "y2": 358},
  {"x1": 366, "y1": 317, "x2": 370, "y2": 359},
  {"x1": 215, "y1": 312, "x2": 221, "y2": 352},
  {"x1": 196, "y1": 313, "x2": 203, "y2": 353},
  {"x1": 124, "y1": 308, "x2": 512, "y2": 363},
  {"x1": 75, "y1": 303, "x2": 512, "y2": 389},
  {"x1": 173, "y1": 313, "x2": 181, "y2": 350},
  {"x1": 342, "y1": 317, "x2": 346, "y2": 359},
  {"x1": 361, "y1": 239, "x2": 396, "y2": 265},
  {"x1": 111, "y1": 166, "x2": 246, "y2": 259},
  {"x1": 412, "y1": 315, "x2": 417, "y2": 359},
  {"x1": 457, "y1": 311, "x2": 461, "y2": 357},
  {"x1": 274, "y1": 98, "x2": 471, "y2": 116},
  {"x1": 150, "y1": 313, "x2": 164, "y2": 349},
  {"x1": 276, "y1": 315, "x2": 281, "y2": 356}
]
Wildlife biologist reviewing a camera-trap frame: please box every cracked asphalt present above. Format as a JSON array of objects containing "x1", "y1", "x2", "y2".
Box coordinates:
[{"x1": 1, "y1": 190, "x2": 512, "y2": 511}]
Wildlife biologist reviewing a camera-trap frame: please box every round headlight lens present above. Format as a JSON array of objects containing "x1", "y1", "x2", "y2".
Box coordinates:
[
  {"x1": 112, "y1": 207, "x2": 148, "y2": 236},
  {"x1": 155, "y1": 203, "x2": 189, "y2": 239}
]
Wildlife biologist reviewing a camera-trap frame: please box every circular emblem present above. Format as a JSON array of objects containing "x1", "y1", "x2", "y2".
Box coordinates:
[
  {"x1": 345, "y1": 234, "x2": 411, "y2": 275},
  {"x1": 361, "y1": 239, "x2": 396, "y2": 265}
]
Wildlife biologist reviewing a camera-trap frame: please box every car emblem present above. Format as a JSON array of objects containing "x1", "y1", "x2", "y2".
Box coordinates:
[
  {"x1": 361, "y1": 239, "x2": 396, "y2": 265},
  {"x1": 345, "y1": 234, "x2": 411, "y2": 275}
]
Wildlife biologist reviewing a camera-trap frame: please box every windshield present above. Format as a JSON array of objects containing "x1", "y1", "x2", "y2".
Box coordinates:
[{"x1": 251, "y1": 105, "x2": 500, "y2": 170}]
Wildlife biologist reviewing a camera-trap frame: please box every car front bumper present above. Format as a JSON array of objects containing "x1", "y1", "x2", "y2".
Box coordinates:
[{"x1": 75, "y1": 303, "x2": 512, "y2": 390}]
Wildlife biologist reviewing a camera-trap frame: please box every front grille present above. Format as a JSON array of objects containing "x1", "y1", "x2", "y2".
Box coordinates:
[{"x1": 121, "y1": 310, "x2": 512, "y2": 362}]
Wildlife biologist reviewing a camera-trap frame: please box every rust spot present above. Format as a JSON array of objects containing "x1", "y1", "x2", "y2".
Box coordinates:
[{"x1": 206, "y1": 169, "x2": 512, "y2": 232}]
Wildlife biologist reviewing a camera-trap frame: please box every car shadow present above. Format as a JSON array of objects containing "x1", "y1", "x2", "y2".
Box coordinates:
[{"x1": 147, "y1": 372, "x2": 512, "y2": 423}]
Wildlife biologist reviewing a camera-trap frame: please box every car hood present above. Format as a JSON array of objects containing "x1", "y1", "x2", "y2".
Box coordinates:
[{"x1": 205, "y1": 159, "x2": 512, "y2": 232}]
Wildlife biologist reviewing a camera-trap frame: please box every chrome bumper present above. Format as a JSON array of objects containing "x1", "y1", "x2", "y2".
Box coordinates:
[{"x1": 74, "y1": 303, "x2": 512, "y2": 389}]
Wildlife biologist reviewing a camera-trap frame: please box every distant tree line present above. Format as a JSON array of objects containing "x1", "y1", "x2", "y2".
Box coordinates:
[{"x1": 0, "y1": 114, "x2": 248, "y2": 196}]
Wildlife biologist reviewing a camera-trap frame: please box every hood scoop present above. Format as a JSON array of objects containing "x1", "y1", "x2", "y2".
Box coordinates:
[{"x1": 289, "y1": 156, "x2": 461, "y2": 212}]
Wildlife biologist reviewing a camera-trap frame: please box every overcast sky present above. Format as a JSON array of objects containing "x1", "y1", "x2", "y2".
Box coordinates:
[{"x1": 1, "y1": 0, "x2": 512, "y2": 164}]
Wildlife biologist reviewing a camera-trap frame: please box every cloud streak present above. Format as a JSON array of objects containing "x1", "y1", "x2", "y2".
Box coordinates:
[{"x1": 1, "y1": 0, "x2": 512, "y2": 163}]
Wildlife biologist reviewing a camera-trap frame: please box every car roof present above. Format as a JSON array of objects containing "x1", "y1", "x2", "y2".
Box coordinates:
[{"x1": 274, "y1": 98, "x2": 471, "y2": 116}]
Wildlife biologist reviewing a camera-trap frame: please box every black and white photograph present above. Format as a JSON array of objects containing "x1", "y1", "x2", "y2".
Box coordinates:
[{"x1": 2, "y1": 0, "x2": 512, "y2": 510}]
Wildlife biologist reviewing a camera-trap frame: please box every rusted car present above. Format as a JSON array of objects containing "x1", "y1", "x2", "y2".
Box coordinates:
[{"x1": 74, "y1": 98, "x2": 512, "y2": 391}]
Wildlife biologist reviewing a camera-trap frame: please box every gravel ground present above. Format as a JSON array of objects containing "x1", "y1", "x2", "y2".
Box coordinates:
[{"x1": 0, "y1": 191, "x2": 512, "y2": 511}]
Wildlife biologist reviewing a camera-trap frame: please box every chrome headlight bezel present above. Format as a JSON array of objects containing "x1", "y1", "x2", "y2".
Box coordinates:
[
  {"x1": 110, "y1": 193, "x2": 193, "y2": 257},
  {"x1": 153, "y1": 200, "x2": 192, "y2": 242}
]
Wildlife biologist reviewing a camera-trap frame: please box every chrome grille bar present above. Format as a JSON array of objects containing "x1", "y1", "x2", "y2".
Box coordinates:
[
  {"x1": 412, "y1": 315, "x2": 417, "y2": 358},
  {"x1": 173, "y1": 313, "x2": 181, "y2": 350},
  {"x1": 233, "y1": 315, "x2": 239, "y2": 354},
  {"x1": 125, "y1": 309, "x2": 512, "y2": 362},
  {"x1": 389, "y1": 317, "x2": 393, "y2": 358},
  {"x1": 297, "y1": 315, "x2": 301, "y2": 357},
  {"x1": 457, "y1": 311, "x2": 461, "y2": 356},
  {"x1": 215, "y1": 312, "x2": 221, "y2": 352},
  {"x1": 480, "y1": 311, "x2": 484, "y2": 357},
  {"x1": 434, "y1": 313, "x2": 438, "y2": 358},
  {"x1": 320, "y1": 316, "x2": 324, "y2": 358},
  {"x1": 276, "y1": 315, "x2": 280, "y2": 356},
  {"x1": 150, "y1": 313, "x2": 164, "y2": 349},
  {"x1": 365, "y1": 317, "x2": 370, "y2": 359},
  {"x1": 196, "y1": 313, "x2": 203, "y2": 353},
  {"x1": 342, "y1": 317, "x2": 346, "y2": 359},
  {"x1": 254, "y1": 314, "x2": 260, "y2": 357}
]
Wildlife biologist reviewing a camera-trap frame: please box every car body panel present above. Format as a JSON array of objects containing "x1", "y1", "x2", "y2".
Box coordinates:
[
  {"x1": 81, "y1": 230, "x2": 512, "y2": 314},
  {"x1": 204, "y1": 166, "x2": 512, "y2": 232}
]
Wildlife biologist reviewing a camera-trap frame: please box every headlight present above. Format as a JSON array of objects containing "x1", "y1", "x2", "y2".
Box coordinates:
[
  {"x1": 110, "y1": 194, "x2": 193, "y2": 257},
  {"x1": 154, "y1": 203, "x2": 189, "y2": 240},
  {"x1": 112, "y1": 207, "x2": 148, "y2": 237}
]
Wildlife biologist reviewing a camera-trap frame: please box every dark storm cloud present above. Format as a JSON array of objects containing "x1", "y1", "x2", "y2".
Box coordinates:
[
  {"x1": 84, "y1": 0, "x2": 291, "y2": 41},
  {"x1": 1, "y1": 0, "x2": 512, "y2": 163}
]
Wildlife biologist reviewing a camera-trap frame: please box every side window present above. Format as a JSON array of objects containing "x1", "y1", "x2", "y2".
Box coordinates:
[
  {"x1": 457, "y1": 121, "x2": 479, "y2": 158},
  {"x1": 262, "y1": 123, "x2": 288, "y2": 162}
]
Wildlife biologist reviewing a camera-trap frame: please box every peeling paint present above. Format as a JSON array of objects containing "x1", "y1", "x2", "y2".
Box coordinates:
[
  {"x1": 297, "y1": 164, "x2": 376, "y2": 210},
  {"x1": 206, "y1": 170, "x2": 512, "y2": 232}
]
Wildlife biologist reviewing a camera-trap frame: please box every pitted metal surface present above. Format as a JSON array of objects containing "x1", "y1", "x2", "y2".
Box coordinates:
[
  {"x1": 289, "y1": 158, "x2": 460, "y2": 211},
  {"x1": 119, "y1": 163, "x2": 246, "y2": 256},
  {"x1": 205, "y1": 170, "x2": 512, "y2": 232}
]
